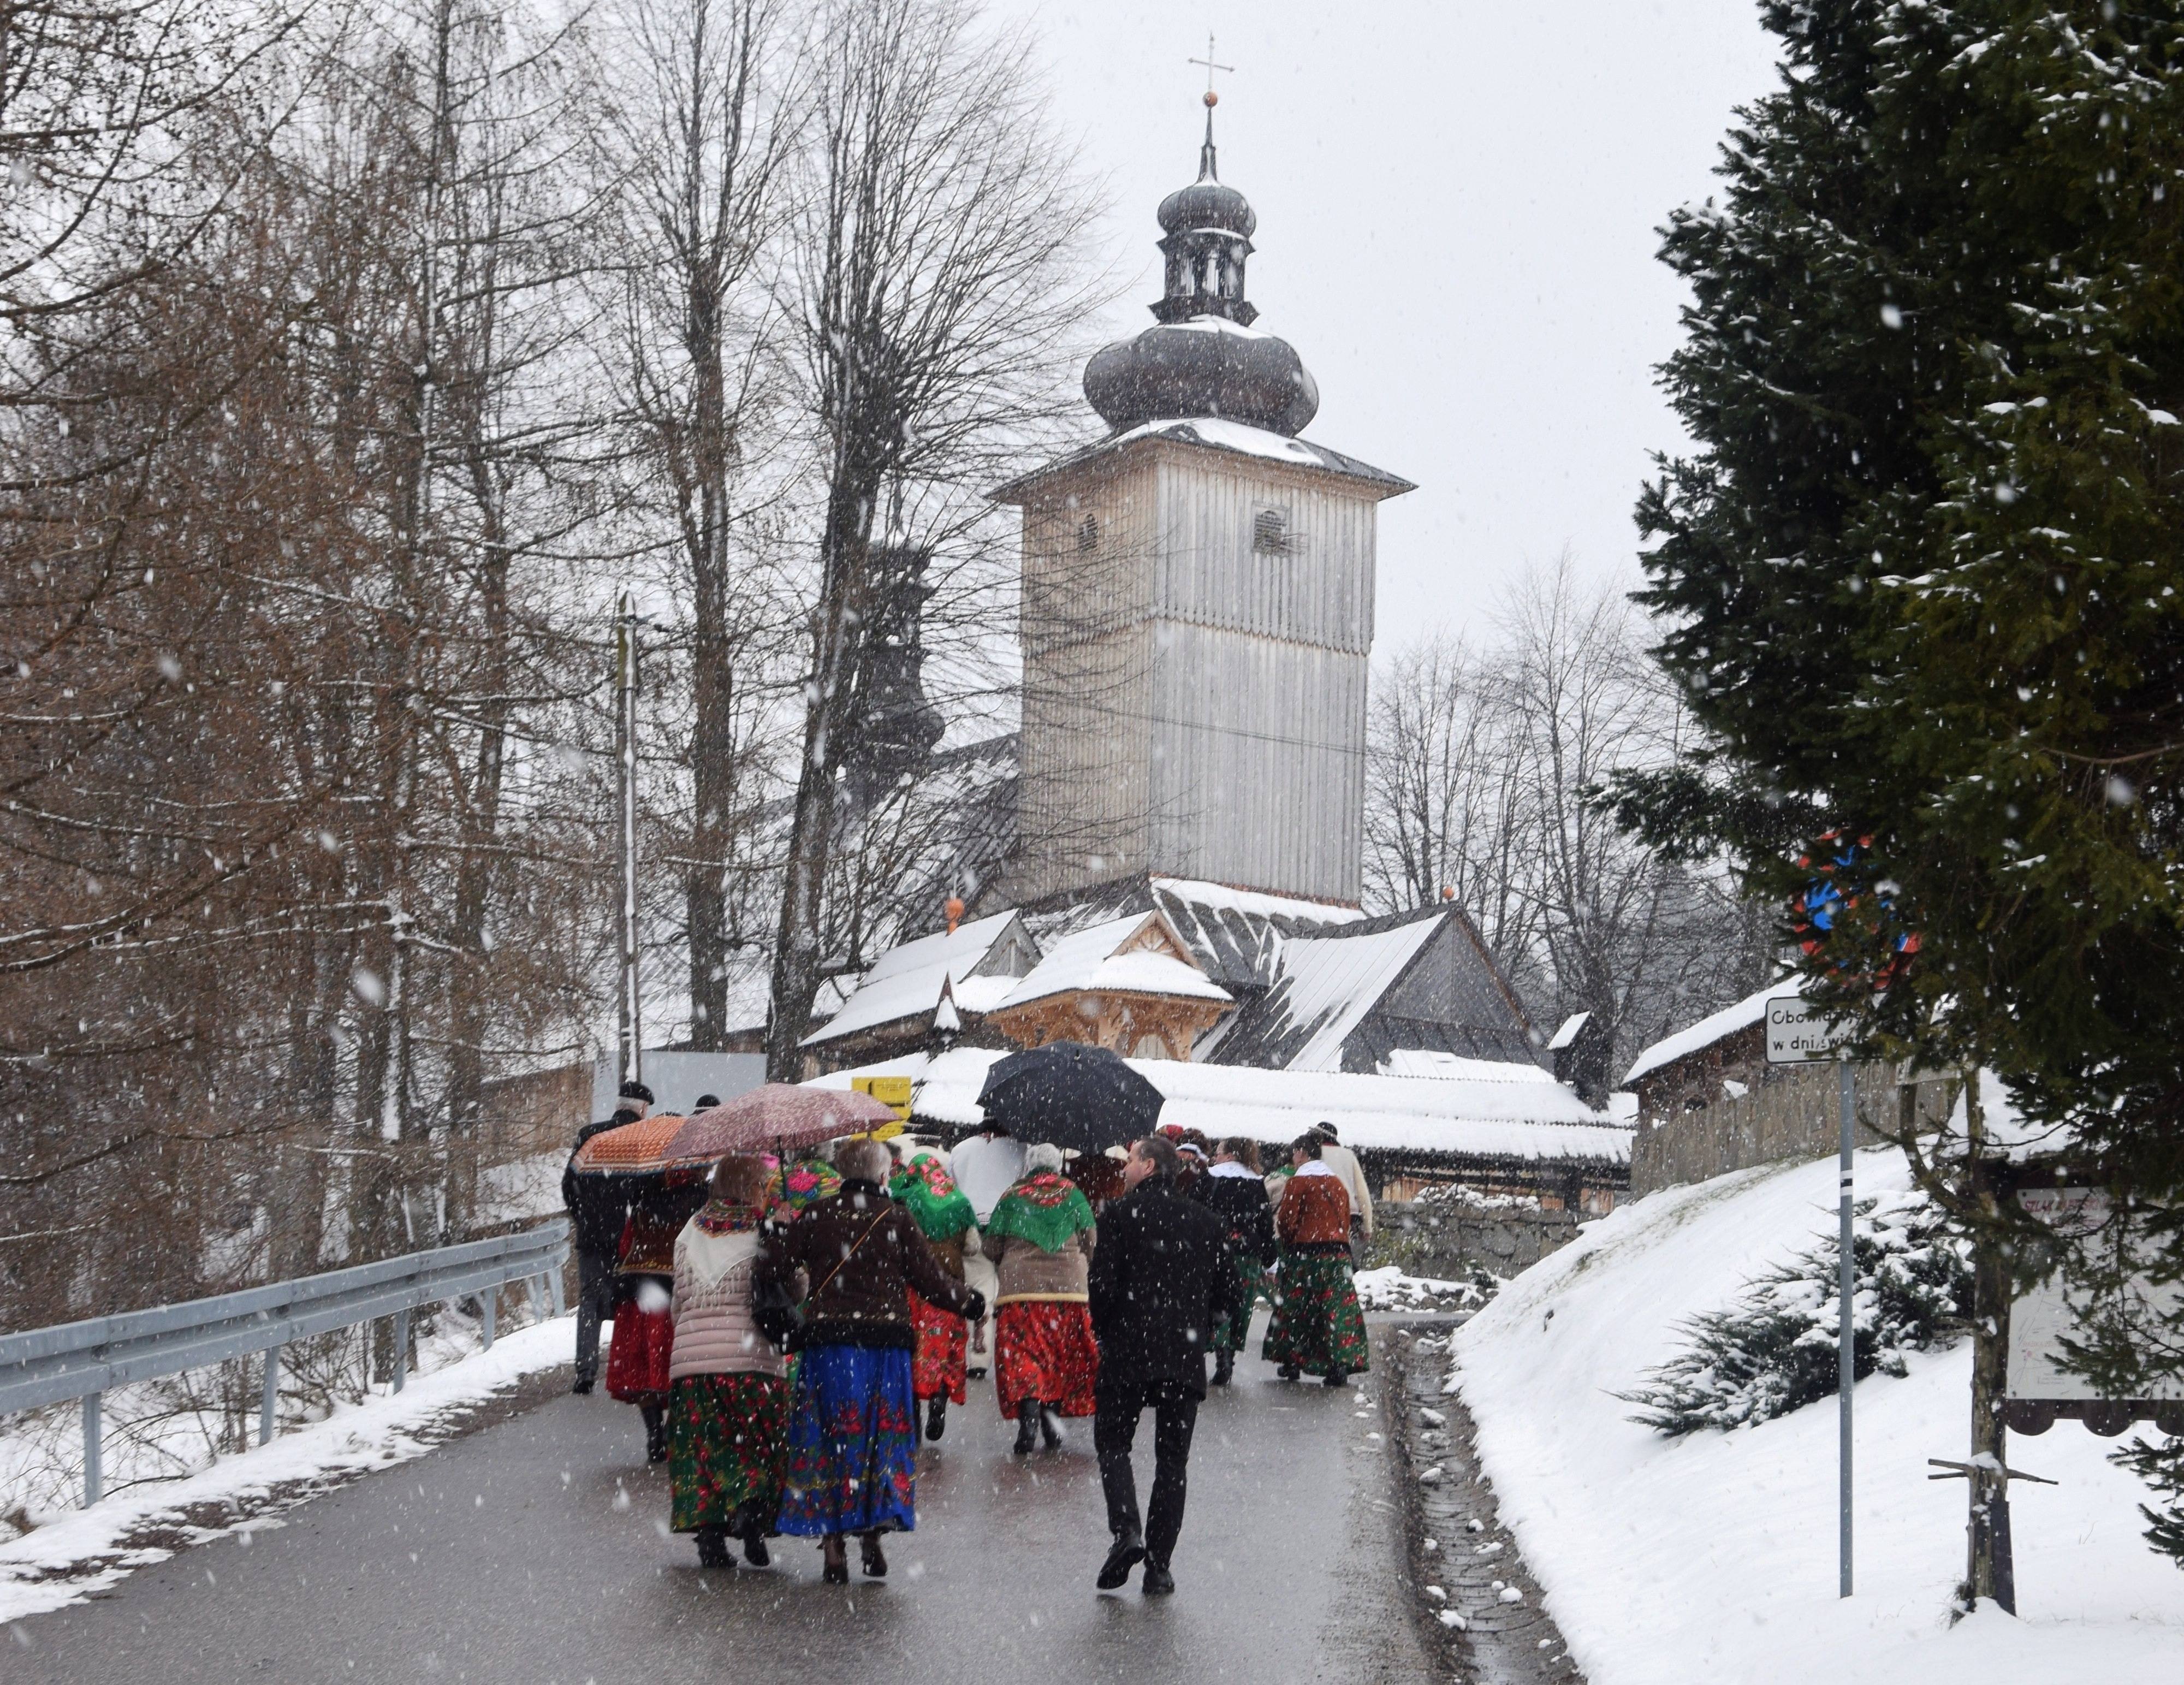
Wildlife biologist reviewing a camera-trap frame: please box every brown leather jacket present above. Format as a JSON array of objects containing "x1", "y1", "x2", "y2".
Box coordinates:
[{"x1": 755, "y1": 1179, "x2": 981, "y2": 1351}]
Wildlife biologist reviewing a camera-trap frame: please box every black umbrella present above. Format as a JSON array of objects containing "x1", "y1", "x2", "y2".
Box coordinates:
[{"x1": 974, "y1": 1042, "x2": 1166, "y2": 1156}]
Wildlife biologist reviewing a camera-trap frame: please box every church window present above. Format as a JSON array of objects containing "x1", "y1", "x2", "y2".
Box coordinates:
[
  {"x1": 1077, "y1": 513, "x2": 1100, "y2": 553},
  {"x1": 1253, "y1": 507, "x2": 1291, "y2": 554}
]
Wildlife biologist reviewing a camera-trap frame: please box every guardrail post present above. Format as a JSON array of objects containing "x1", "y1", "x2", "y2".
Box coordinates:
[
  {"x1": 390, "y1": 1309, "x2": 409, "y2": 1394},
  {"x1": 547, "y1": 1266, "x2": 565, "y2": 1318},
  {"x1": 81, "y1": 1392, "x2": 102, "y2": 1507},
  {"x1": 259, "y1": 1345, "x2": 280, "y2": 1446},
  {"x1": 480, "y1": 1289, "x2": 496, "y2": 1353}
]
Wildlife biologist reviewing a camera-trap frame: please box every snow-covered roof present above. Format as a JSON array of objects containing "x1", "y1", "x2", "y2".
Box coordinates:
[
  {"x1": 802, "y1": 910, "x2": 1030, "y2": 1047},
  {"x1": 990, "y1": 419, "x2": 1413, "y2": 501},
  {"x1": 1622, "y1": 975, "x2": 1811, "y2": 1086},
  {"x1": 1380, "y1": 1049, "x2": 1562, "y2": 1084},
  {"x1": 994, "y1": 913, "x2": 1231, "y2": 1012},
  {"x1": 1213, "y1": 915, "x2": 1440, "y2": 1070},
  {"x1": 1546, "y1": 1011, "x2": 1591, "y2": 1052},
  {"x1": 808, "y1": 1049, "x2": 1628, "y2": 1164}
]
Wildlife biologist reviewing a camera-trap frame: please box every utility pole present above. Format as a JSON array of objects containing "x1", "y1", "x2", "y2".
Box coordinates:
[
  {"x1": 614, "y1": 594, "x2": 643, "y2": 1090},
  {"x1": 1837, "y1": 1053, "x2": 1855, "y2": 1598}
]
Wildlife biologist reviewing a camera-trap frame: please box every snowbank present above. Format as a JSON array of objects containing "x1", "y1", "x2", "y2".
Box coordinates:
[
  {"x1": 0, "y1": 1316, "x2": 574, "y2": 1626},
  {"x1": 1450, "y1": 1150, "x2": 2184, "y2": 1684}
]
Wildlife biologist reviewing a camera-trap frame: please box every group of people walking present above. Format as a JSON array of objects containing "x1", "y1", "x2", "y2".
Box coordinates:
[{"x1": 562, "y1": 1085, "x2": 1372, "y2": 1596}]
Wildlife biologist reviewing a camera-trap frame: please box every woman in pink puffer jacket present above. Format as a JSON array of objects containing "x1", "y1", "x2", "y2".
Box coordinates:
[{"x1": 667, "y1": 1154, "x2": 791, "y2": 1570}]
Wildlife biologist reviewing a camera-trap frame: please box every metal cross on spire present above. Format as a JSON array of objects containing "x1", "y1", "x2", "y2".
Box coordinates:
[
  {"x1": 1189, "y1": 33, "x2": 1233, "y2": 103},
  {"x1": 1189, "y1": 33, "x2": 1233, "y2": 179}
]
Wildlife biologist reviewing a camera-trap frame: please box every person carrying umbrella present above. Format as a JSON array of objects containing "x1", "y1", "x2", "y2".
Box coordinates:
[
  {"x1": 755, "y1": 1137, "x2": 985, "y2": 1584},
  {"x1": 1262, "y1": 1133, "x2": 1370, "y2": 1388},
  {"x1": 981, "y1": 1143, "x2": 1100, "y2": 1453},
  {"x1": 667, "y1": 1154, "x2": 790, "y2": 1569},
  {"x1": 887, "y1": 1148, "x2": 978, "y2": 1441}
]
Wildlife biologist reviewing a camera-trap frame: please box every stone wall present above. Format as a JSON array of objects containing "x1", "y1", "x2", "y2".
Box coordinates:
[
  {"x1": 1368, "y1": 1197, "x2": 1586, "y2": 1280},
  {"x1": 1629, "y1": 1063, "x2": 1956, "y2": 1196}
]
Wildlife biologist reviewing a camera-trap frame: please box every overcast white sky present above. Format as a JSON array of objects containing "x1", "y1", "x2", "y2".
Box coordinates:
[{"x1": 986, "y1": 0, "x2": 1785, "y2": 652}]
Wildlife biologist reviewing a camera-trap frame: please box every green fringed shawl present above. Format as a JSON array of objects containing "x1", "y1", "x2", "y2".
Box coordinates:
[
  {"x1": 984, "y1": 1171, "x2": 1096, "y2": 1255},
  {"x1": 889, "y1": 1156, "x2": 975, "y2": 1243}
]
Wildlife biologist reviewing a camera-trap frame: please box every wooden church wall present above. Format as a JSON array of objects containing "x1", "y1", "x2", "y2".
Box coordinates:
[
  {"x1": 1153, "y1": 454, "x2": 1377, "y2": 654},
  {"x1": 1014, "y1": 458, "x2": 1160, "y2": 893},
  {"x1": 1008, "y1": 440, "x2": 1380, "y2": 905}
]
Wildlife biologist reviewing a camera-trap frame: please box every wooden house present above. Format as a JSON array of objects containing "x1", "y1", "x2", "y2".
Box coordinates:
[{"x1": 984, "y1": 911, "x2": 1232, "y2": 1060}]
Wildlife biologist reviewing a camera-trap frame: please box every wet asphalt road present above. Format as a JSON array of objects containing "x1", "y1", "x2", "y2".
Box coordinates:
[{"x1": 8, "y1": 1319, "x2": 1430, "y2": 1684}]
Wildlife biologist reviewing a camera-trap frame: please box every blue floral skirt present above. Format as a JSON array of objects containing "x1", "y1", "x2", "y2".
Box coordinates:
[{"x1": 778, "y1": 1343, "x2": 919, "y2": 1536}]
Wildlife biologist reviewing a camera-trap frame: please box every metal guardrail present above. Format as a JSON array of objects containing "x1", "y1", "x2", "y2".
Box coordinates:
[{"x1": 0, "y1": 1220, "x2": 570, "y2": 1506}]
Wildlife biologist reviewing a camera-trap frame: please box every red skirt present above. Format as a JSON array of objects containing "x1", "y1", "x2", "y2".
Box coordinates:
[
  {"x1": 993, "y1": 1300, "x2": 1099, "y2": 1417},
  {"x1": 909, "y1": 1290, "x2": 968, "y2": 1405},
  {"x1": 606, "y1": 1301, "x2": 674, "y2": 1403}
]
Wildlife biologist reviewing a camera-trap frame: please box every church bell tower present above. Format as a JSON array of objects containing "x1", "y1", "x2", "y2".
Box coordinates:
[{"x1": 993, "y1": 94, "x2": 1411, "y2": 908}]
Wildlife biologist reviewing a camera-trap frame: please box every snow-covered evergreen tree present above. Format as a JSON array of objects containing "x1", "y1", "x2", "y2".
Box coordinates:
[
  {"x1": 1608, "y1": 1, "x2": 2184, "y2": 1561},
  {"x1": 1621, "y1": 1194, "x2": 1971, "y2": 1435}
]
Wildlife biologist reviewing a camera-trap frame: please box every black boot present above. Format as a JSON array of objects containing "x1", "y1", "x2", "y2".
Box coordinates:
[
  {"x1": 642, "y1": 1403, "x2": 668, "y2": 1463},
  {"x1": 1038, "y1": 1403, "x2": 1063, "y2": 1450},
  {"x1": 1013, "y1": 1397, "x2": 1039, "y2": 1455},
  {"x1": 925, "y1": 1395, "x2": 947, "y2": 1441},
  {"x1": 1096, "y1": 1531, "x2": 1146, "y2": 1591},
  {"x1": 695, "y1": 1524, "x2": 733, "y2": 1570},
  {"x1": 736, "y1": 1503, "x2": 771, "y2": 1568},
  {"x1": 1324, "y1": 1372, "x2": 1349, "y2": 1389},
  {"x1": 1212, "y1": 1350, "x2": 1234, "y2": 1386}
]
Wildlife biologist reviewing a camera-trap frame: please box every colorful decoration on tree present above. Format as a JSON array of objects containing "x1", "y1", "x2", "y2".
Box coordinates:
[{"x1": 1791, "y1": 830, "x2": 1919, "y2": 987}]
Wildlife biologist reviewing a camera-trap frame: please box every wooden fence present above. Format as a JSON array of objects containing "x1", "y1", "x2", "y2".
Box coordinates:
[{"x1": 1630, "y1": 1062, "x2": 1956, "y2": 1197}]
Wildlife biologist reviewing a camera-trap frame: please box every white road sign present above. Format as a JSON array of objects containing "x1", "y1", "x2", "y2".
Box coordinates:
[{"x1": 1764, "y1": 996, "x2": 1851, "y2": 1064}]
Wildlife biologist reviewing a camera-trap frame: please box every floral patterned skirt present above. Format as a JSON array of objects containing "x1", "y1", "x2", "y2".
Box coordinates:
[
  {"x1": 909, "y1": 1290, "x2": 968, "y2": 1405},
  {"x1": 668, "y1": 1373, "x2": 790, "y2": 1534},
  {"x1": 778, "y1": 1343, "x2": 919, "y2": 1537},
  {"x1": 993, "y1": 1300, "x2": 1100, "y2": 1417},
  {"x1": 1262, "y1": 1250, "x2": 1370, "y2": 1378},
  {"x1": 1212, "y1": 1254, "x2": 1269, "y2": 1356},
  {"x1": 604, "y1": 1293, "x2": 674, "y2": 1404}
]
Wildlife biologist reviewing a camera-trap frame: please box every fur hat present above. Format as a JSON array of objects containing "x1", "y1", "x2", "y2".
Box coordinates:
[{"x1": 1024, "y1": 1142, "x2": 1066, "y2": 1174}]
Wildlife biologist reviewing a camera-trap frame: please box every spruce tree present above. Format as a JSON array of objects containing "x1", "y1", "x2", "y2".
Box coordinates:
[{"x1": 1622, "y1": 1, "x2": 2184, "y2": 1562}]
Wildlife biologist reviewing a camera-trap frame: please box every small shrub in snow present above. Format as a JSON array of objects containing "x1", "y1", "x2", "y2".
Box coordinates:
[{"x1": 1618, "y1": 1192, "x2": 1971, "y2": 1435}]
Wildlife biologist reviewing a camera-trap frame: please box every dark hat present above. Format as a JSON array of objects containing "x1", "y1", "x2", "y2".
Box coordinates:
[
  {"x1": 619, "y1": 1079, "x2": 655, "y2": 1105},
  {"x1": 1311, "y1": 1121, "x2": 1340, "y2": 1144},
  {"x1": 694, "y1": 1094, "x2": 721, "y2": 1110}
]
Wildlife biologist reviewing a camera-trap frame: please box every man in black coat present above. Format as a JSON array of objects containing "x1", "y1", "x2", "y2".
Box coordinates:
[
  {"x1": 1088, "y1": 1131, "x2": 1242, "y2": 1595},
  {"x1": 561, "y1": 1080, "x2": 651, "y2": 1394}
]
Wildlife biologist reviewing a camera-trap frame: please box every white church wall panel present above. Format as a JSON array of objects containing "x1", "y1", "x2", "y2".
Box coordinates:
[
  {"x1": 1153, "y1": 452, "x2": 1377, "y2": 654},
  {"x1": 1146, "y1": 622, "x2": 1367, "y2": 904}
]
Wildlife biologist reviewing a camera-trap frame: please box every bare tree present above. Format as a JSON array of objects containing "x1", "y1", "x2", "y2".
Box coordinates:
[
  {"x1": 608, "y1": 0, "x2": 798, "y2": 1053},
  {"x1": 1362, "y1": 558, "x2": 1773, "y2": 1082},
  {"x1": 1363, "y1": 636, "x2": 1540, "y2": 981},
  {"x1": 761, "y1": 0, "x2": 1097, "y2": 1079}
]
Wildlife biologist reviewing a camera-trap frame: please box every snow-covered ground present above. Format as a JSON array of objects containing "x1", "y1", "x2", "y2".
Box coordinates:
[
  {"x1": 1354, "y1": 1264, "x2": 1492, "y2": 1315},
  {"x1": 1451, "y1": 1149, "x2": 2184, "y2": 1685},
  {"x1": 0, "y1": 1315, "x2": 575, "y2": 1626}
]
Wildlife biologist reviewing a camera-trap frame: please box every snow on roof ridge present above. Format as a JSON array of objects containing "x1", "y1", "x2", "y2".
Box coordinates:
[
  {"x1": 995, "y1": 912, "x2": 1231, "y2": 1011},
  {"x1": 801, "y1": 910, "x2": 1026, "y2": 1047},
  {"x1": 1151, "y1": 875, "x2": 1366, "y2": 924},
  {"x1": 1622, "y1": 974, "x2": 1813, "y2": 1086}
]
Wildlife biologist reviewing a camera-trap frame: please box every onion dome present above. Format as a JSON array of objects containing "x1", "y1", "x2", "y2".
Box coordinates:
[{"x1": 1084, "y1": 103, "x2": 1319, "y2": 437}]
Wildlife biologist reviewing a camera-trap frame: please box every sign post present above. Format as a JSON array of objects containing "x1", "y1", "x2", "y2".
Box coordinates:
[{"x1": 1766, "y1": 995, "x2": 1856, "y2": 1597}]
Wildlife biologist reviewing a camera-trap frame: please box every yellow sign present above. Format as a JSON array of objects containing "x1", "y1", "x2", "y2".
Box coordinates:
[{"x1": 851, "y1": 1075, "x2": 915, "y2": 1124}]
